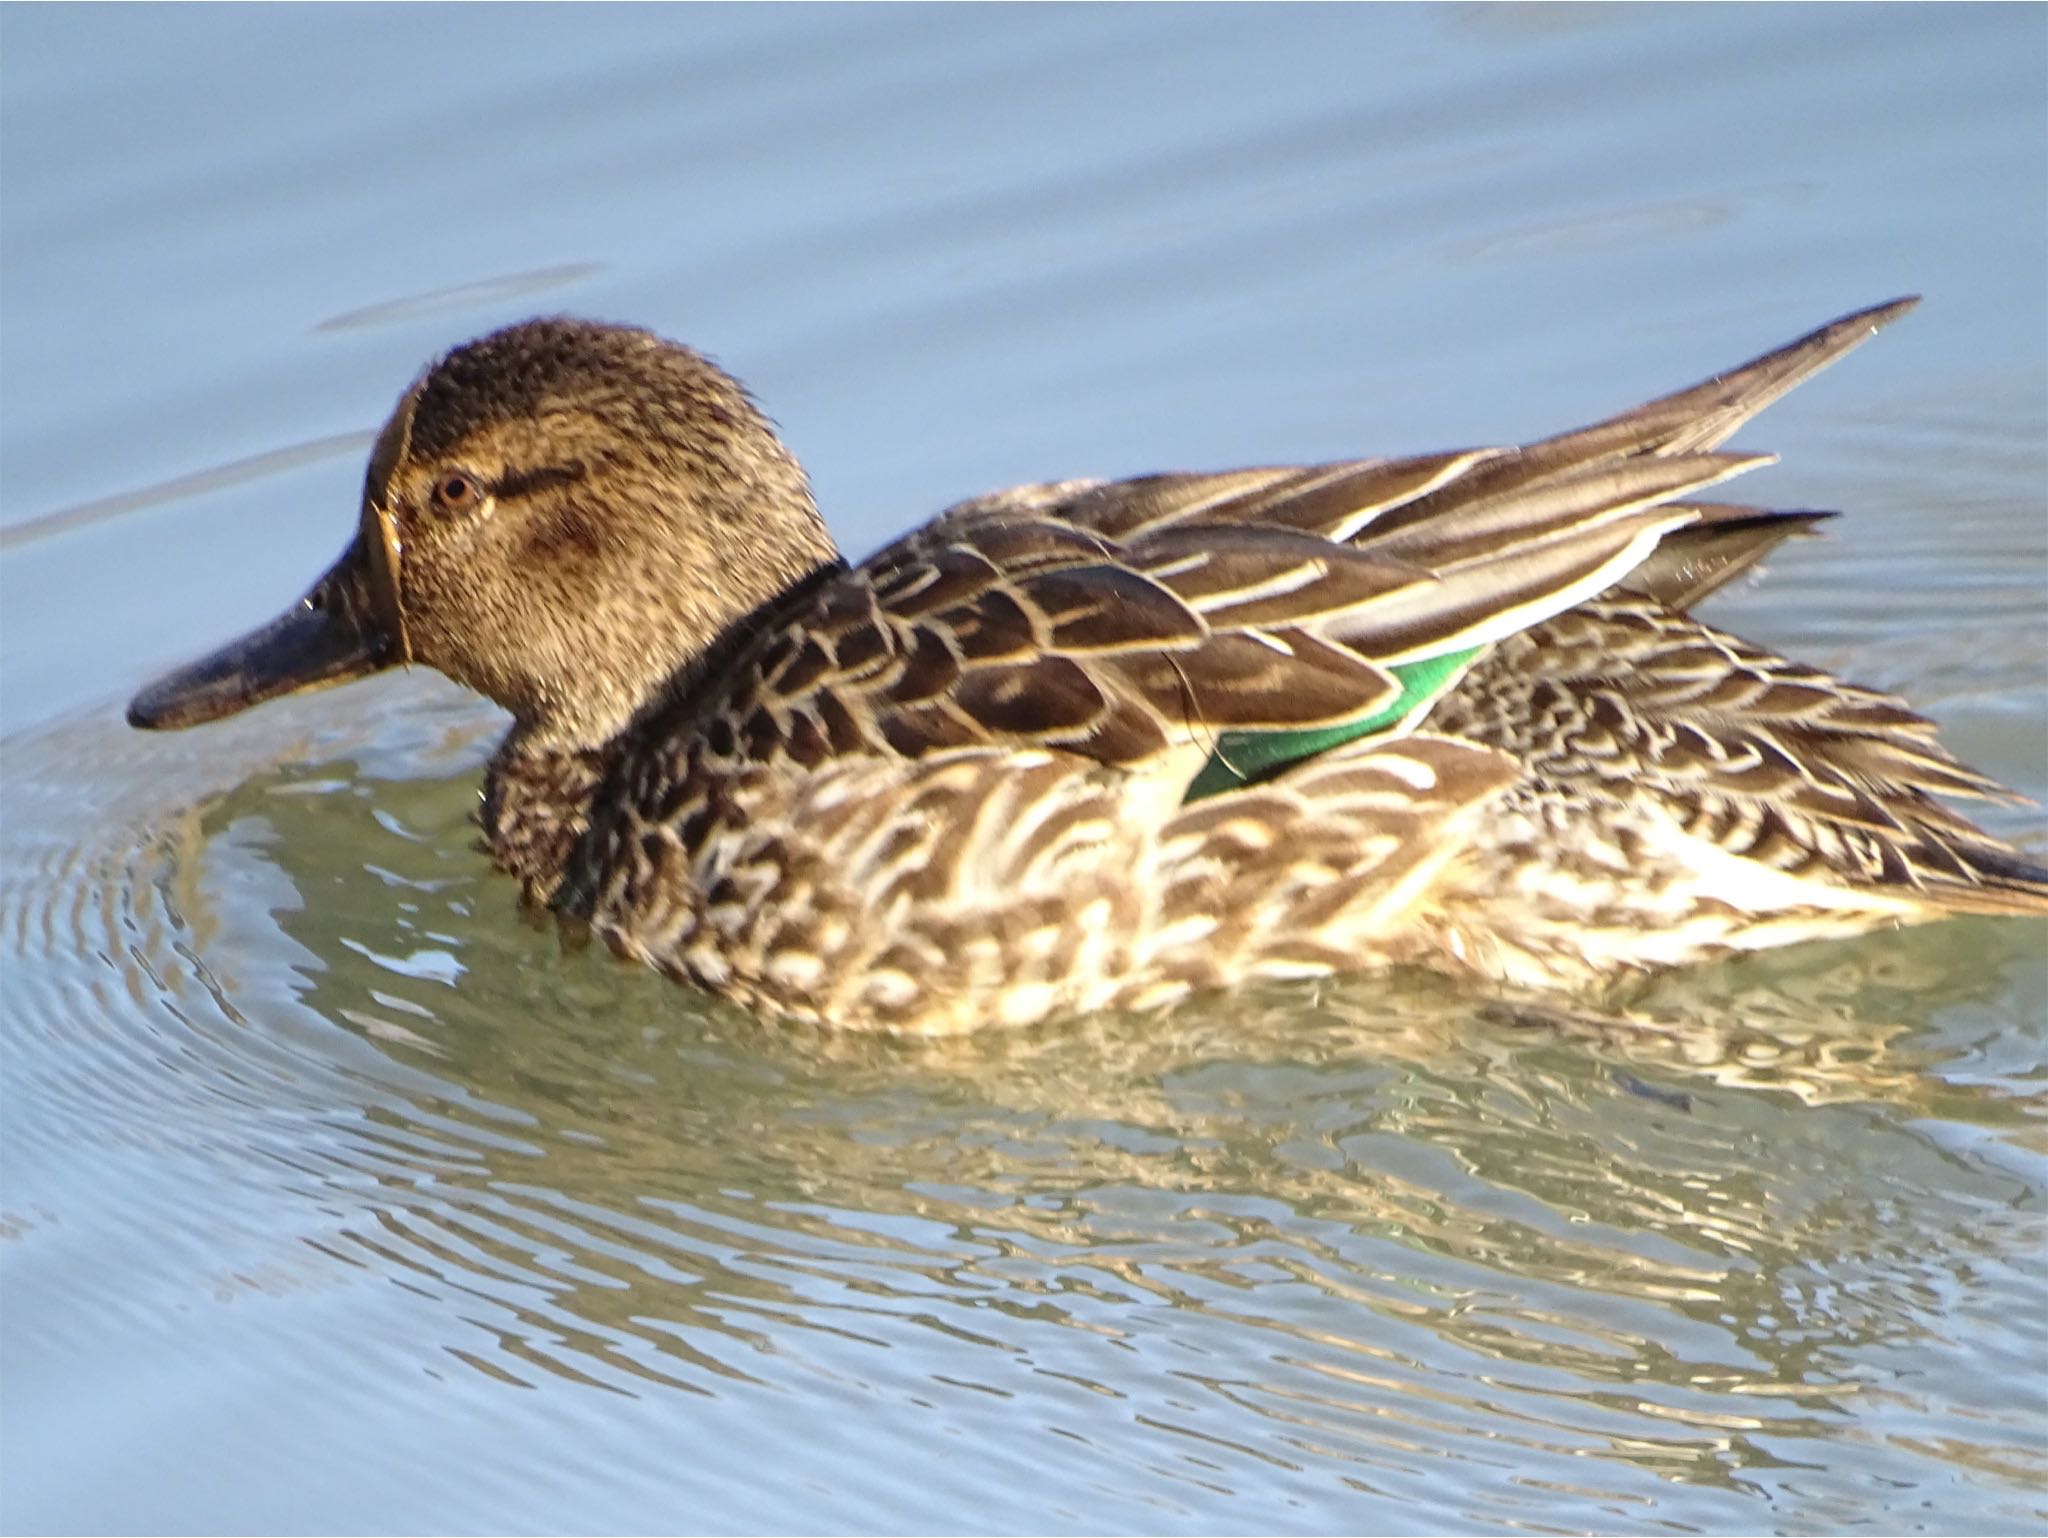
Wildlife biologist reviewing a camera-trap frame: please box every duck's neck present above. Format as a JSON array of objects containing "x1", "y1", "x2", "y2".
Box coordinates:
[
  {"x1": 480, "y1": 732, "x2": 612, "y2": 909},
  {"x1": 478, "y1": 553, "x2": 853, "y2": 908}
]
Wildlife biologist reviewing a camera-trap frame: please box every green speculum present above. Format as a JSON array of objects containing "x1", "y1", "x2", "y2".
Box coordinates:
[{"x1": 1183, "y1": 645, "x2": 1481, "y2": 803}]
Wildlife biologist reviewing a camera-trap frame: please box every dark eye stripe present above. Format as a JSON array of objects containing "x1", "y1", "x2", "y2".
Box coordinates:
[{"x1": 493, "y1": 462, "x2": 588, "y2": 501}]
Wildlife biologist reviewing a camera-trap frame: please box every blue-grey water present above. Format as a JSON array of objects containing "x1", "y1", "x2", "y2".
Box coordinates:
[{"x1": 3, "y1": 5, "x2": 2045, "y2": 1533}]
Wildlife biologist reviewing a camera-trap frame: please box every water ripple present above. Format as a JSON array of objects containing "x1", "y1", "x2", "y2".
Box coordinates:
[{"x1": 15, "y1": 689, "x2": 2039, "y2": 1531}]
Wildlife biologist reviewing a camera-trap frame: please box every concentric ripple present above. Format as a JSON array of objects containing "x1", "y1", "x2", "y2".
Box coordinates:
[{"x1": 3, "y1": 665, "x2": 2044, "y2": 1533}]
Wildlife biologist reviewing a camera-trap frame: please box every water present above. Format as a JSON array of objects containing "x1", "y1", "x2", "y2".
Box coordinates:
[{"x1": 3, "y1": 5, "x2": 2045, "y2": 1532}]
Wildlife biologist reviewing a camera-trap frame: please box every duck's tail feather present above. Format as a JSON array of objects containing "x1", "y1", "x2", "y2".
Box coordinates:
[
  {"x1": 1528, "y1": 296, "x2": 1922, "y2": 463},
  {"x1": 1919, "y1": 840, "x2": 2048, "y2": 917},
  {"x1": 1618, "y1": 504, "x2": 1836, "y2": 611}
]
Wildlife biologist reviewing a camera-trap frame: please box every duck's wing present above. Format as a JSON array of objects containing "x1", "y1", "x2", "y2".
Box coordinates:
[
  {"x1": 727, "y1": 446, "x2": 1748, "y2": 775},
  {"x1": 717, "y1": 301, "x2": 1914, "y2": 780},
  {"x1": 937, "y1": 296, "x2": 1916, "y2": 548}
]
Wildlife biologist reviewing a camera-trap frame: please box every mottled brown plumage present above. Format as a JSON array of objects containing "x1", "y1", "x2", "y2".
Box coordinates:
[{"x1": 129, "y1": 298, "x2": 2048, "y2": 1032}]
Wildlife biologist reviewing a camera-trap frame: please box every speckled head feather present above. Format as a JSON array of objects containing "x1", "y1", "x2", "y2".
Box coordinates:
[{"x1": 362, "y1": 318, "x2": 838, "y2": 747}]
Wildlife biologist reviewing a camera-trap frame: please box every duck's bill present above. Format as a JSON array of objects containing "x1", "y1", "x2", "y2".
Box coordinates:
[{"x1": 126, "y1": 537, "x2": 401, "y2": 730}]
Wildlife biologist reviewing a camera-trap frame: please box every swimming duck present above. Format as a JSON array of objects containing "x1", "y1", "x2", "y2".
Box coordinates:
[{"x1": 128, "y1": 299, "x2": 2048, "y2": 1033}]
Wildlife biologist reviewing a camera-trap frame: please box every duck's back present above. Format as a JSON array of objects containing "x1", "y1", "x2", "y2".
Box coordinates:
[{"x1": 525, "y1": 300, "x2": 2047, "y2": 1032}]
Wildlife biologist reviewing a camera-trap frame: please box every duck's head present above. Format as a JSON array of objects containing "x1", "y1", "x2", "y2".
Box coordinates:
[{"x1": 127, "y1": 319, "x2": 837, "y2": 747}]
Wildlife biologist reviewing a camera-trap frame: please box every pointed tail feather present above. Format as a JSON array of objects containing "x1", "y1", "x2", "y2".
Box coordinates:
[
  {"x1": 1918, "y1": 840, "x2": 2048, "y2": 917},
  {"x1": 1620, "y1": 505, "x2": 1837, "y2": 610},
  {"x1": 1531, "y1": 296, "x2": 1922, "y2": 462}
]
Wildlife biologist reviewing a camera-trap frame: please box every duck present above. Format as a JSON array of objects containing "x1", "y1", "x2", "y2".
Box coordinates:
[{"x1": 127, "y1": 298, "x2": 2048, "y2": 1034}]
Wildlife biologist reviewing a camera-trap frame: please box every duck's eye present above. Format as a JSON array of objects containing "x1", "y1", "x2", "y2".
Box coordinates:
[{"x1": 433, "y1": 472, "x2": 485, "y2": 514}]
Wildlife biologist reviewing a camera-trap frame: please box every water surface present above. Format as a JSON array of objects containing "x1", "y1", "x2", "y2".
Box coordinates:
[{"x1": 2, "y1": 6, "x2": 2044, "y2": 1532}]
